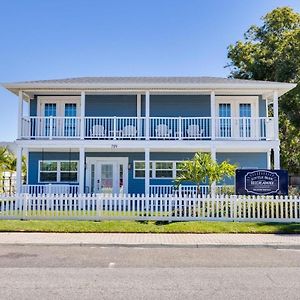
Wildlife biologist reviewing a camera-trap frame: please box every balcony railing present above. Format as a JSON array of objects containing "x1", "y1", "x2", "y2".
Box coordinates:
[{"x1": 21, "y1": 116, "x2": 275, "y2": 141}]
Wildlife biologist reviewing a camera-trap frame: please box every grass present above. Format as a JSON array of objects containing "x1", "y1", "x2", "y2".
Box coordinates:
[{"x1": 0, "y1": 220, "x2": 298, "y2": 234}]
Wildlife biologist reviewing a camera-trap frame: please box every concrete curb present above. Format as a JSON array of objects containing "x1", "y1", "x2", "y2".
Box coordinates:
[{"x1": 1, "y1": 242, "x2": 300, "y2": 249}]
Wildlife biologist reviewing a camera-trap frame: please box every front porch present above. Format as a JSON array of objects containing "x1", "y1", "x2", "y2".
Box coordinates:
[{"x1": 16, "y1": 147, "x2": 274, "y2": 195}]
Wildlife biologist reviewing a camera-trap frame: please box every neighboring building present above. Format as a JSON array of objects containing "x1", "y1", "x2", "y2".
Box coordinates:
[{"x1": 1, "y1": 77, "x2": 296, "y2": 195}]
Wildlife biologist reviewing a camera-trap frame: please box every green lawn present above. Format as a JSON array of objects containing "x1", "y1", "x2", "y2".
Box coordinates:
[{"x1": 0, "y1": 220, "x2": 299, "y2": 233}]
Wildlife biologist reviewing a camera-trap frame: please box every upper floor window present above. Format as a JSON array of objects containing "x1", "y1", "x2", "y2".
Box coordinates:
[
  {"x1": 44, "y1": 103, "x2": 57, "y2": 117},
  {"x1": 65, "y1": 103, "x2": 77, "y2": 117}
]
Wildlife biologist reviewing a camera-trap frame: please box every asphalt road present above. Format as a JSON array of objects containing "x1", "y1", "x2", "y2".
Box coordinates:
[{"x1": 0, "y1": 245, "x2": 299, "y2": 300}]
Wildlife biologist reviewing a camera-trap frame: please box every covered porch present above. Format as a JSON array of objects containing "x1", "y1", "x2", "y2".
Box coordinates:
[{"x1": 16, "y1": 143, "x2": 278, "y2": 195}]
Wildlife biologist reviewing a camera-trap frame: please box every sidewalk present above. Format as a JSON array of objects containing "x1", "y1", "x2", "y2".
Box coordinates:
[{"x1": 0, "y1": 233, "x2": 299, "y2": 248}]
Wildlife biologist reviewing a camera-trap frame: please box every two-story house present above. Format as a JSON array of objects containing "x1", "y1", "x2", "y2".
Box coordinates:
[{"x1": 2, "y1": 77, "x2": 296, "y2": 195}]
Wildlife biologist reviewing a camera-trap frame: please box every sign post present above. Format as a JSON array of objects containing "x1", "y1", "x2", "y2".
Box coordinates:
[{"x1": 235, "y1": 169, "x2": 288, "y2": 196}]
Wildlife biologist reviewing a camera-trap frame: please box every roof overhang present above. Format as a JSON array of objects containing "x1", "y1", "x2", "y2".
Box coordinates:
[{"x1": 1, "y1": 80, "x2": 297, "y2": 100}]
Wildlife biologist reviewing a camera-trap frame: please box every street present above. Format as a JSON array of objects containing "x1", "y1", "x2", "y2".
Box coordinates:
[{"x1": 0, "y1": 245, "x2": 299, "y2": 299}]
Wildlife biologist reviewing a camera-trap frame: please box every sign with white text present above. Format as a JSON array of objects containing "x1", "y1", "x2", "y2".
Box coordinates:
[{"x1": 235, "y1": 169, "x2": 288, "y2": 195}]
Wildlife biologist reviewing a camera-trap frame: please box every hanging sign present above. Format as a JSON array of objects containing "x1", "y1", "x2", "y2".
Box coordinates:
[{"x1": 235, "y1": 169, "x2": 288, "y2": 196}]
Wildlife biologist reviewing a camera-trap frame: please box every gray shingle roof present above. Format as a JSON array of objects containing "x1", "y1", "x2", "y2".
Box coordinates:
[
  {"x1": 2, "y1": 76, "x2": 297, "y2": 98},
  {"x1": 6, "y1": 76, "x2": 289, "y2": 85}
]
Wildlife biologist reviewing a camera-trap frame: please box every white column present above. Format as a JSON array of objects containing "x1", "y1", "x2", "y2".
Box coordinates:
[
  {"x1": 16, "y1": 146, "x2": 23, "y2": 193},
  {"x1": 145, "y1": 148, "x2": 150, "y2": 195},
  {"x1": 80, "y1": 91, "x2": 85, "y2": 139},
  {"x1": 211, "y1": 147, "x2": 216, "y2": 196},
  {"x1": 79, "y1": 147, "x2": 85, "y2": 194},
  {"x1": 145, "y1": 91, "x2": 150, "y2": 140},
  {"x1": 210, "y1": 91, "x2": 216, "y2": 140},
  {"x1": 273, "y1": 91, "x2": 279, "y2": 140},
  {"x1": 267, "y1": 149, "x2": 271, "y2": 169},
  {"x1": 137, "y1": 94, "x2": 142, "y2": 137},
  {"x1": 17, "y1": 91, "x2": 23, "y2": 139},
  {"x1": 274, "y1": 146, "x2": 280, "y2": 169}
]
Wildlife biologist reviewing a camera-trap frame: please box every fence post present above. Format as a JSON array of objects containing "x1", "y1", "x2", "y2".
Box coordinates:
[{"x1": 233, "y1": 195, "x2": 237, "y2": 221}]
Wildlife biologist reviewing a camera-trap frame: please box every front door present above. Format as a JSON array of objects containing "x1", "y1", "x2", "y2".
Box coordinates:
[
  {"x1": 86, "y1": 158, "x2": 128, "y2": 194},
  {"x1": 94, "y1": 162, "x2": 116, "y2": 194}
]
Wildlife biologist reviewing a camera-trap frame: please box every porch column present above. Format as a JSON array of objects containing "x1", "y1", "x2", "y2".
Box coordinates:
[
  {"x1": 273, "y1": 91, "x2": 279, "y2": 140},
  {"x1": 145, "y1": 91, "x2": 150, "y2": 140},
  {"x1": 79, "y1": 147, "x2": 85, "y2": 194},
  {"x1": 144, "y1": 148, "x2": 150, "y2": 195},
  {"x1": 80, "y1": 91, "x2": 85, "y2": 139},
  {"x1": 211, "y1": 147, "x2": 216, "y2": 196},
  {"x1": 137, "y1": 94, "x2": 142, "y2": 137},
  {"x1": 17, "y1": 91, "x2": 23, "y2": 139},
  {"x1": 274, "y1": 146, "x2": 280, "y2": 169},
  {"x1": 267, "y1": 149, "x2": 272, "y2": 169},
  {"x1": 210, "y1": 91, "x2": 216, "y2": 140},
  {"x1": 16, "y1": 146, "x2": 23, "y2": 193}
]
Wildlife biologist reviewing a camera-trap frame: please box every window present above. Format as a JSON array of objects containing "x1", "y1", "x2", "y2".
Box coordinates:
[
  {"x1": 155, "y1": 162, "x2": 173, "y2": 178},
  {"x1": 44, "y1": 103, "x2": 57, "y2": 117},
  {"x1": 39, "y1": 161, "x2": 58, "y2": 182},
  {"x1": 39, "y1": 160, "x2": 78, "y2": 183},
  {"x1": 60, "y1": 161, "x2": 78, "y2": 182},
  {"x1": 134, "y1": 161, "x2": 153, "y2": 178},
  {"x1": 134, "y1": 161, "x2": 185, "y2": 179}
]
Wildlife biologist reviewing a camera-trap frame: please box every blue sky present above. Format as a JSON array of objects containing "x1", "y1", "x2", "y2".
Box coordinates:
[{"x1": 0, "y1": 0, "x2": 299, "y2": 141}]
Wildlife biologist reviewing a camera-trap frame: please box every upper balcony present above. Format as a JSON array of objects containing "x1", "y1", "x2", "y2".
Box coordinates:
[{"x1": 21, "y1": 116, "x2": 275, "y2": 141}]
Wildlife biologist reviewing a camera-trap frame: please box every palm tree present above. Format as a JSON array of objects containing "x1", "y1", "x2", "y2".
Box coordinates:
[
  {"x1": 0, "y1": 147, "x2": 26, "y2": 193},
  {"x1": 175, "y1": 152, "x2": 236, "y2": 196}
]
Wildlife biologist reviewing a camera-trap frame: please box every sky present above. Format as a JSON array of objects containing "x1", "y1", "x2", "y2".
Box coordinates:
[{"x1": 0, "y1": 0, "x2": 299, "y2": 141}]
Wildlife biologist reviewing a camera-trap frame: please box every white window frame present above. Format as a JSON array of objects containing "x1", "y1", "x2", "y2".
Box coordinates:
[
  {"x1": 38, "y1": 160, "x2": 79, "y2": 183},
  {"x1": 133, "y1": 160, "x2": 184, "y2": 179},
  {"x1": 37, "y1": 96, "x2": 81, "y2": 118}
]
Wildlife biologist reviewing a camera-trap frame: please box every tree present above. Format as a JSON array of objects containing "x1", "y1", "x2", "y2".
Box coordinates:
[
  {"x1": 175, "y1": 152, "x2": 236, "y2": 195},
  {"x1": 227, "y1": 7, "x2": 300, "y2": 173},
  {"x1": 0, "y1": 147, "x2": 27, "y2": 193}
]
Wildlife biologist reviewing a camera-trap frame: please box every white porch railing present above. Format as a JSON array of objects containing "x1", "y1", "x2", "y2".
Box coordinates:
[
  {"x1": 21, "y1": 116, "x2": 275, "y2": 141},
  {"x1": 85, "y1": 117, "x2": 145, "y2": 139},
  {"x1": 215, "y1": 117, "x2": 275, "y2": 140},
  {"x1": 149, "y1": 185, "x2": 234, "y2": 195},
  {"x1": 0, "y1": 193, "x2": 299, "y2": 222},
  {"x1": 21, "y1": 184, "x2": 79, "y2": 195},
  {"x1": 22, "y1": 116, "x2": 81, "y2": 139}
]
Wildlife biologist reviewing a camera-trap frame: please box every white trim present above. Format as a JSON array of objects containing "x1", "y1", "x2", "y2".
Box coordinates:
[
  {"x1": 80, "y1": 92, "x2": 85, "y2": 139},
  {"x1": 216, "y1": 96, "x2": 258, "y2": 119},
  {"x1": 37, "y1": 96, "x2": 80, "y2": 117},
  {"x1": 210, "y1": 91, "x2": 216, "y2": 140},
  {"x1": 145, "y1": 148, "x2": 150, "y2": 195},
  {"x1": 17, "y1": 91, "x2": 23, "y2": 139},
  {"x1": 145, "y1": 91, "x2": 150, "y2": 140},
  {"x1": 16, "y1": 146, "x2": 23, "y2": 193},
  {"x1": 134, "y1": 160, "x2": 183, "y2": 179},
  {"x1": 38, "y1": 160, "x2": 79, "y2": 183},
  {"x1": 85, "y1": 157, "x2": 128, "y2": 194}
]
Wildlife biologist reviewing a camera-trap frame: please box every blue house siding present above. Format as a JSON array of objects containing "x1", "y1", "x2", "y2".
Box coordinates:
[
  {"x1": 30, "y1": 94, "x2": 266, "y2": 118},
  {"x1": 259, "y1": 96, "x2": 267, "y2": 117},
  {"x1": 144, "y1": 95, "x2": 211, "y2": 117},
  {"x1": 28, "y1": 152, "x2": 80, "y2": 184},
  {"x1": 30, "y1": 97, "x2": 37, "y2": 117},
  {"x1": 85, "y1": 95, "x2": 137, "y2": 117},
  {"x1": 27, "y1": 151, "x2": 267, "y2": 193}
]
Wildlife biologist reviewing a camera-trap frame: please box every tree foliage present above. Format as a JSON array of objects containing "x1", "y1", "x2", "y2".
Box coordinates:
[
  {"x1": 227, "y1": 7, "x2": 300, "y2": 173},
  {"x1": 175, "y1": 152, "x2": 236, "y2": 194},
  {"x1": 0, "y1": 147, "x2": 26, "y2": 174}
]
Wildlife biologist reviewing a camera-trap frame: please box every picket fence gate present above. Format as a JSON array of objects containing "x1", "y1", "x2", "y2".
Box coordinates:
[{"x1": 0, "y1": 193, "x2": 299, "y2": 223}]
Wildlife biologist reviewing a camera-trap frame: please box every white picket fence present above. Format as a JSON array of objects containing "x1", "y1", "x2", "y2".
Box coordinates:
[{"x1": 0, "y1": 193, "x2": 299, "y2": 223}]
